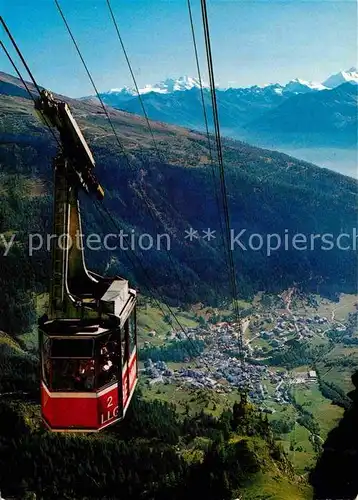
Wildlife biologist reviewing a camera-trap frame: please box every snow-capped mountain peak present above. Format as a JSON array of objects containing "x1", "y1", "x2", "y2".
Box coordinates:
[
  {"x1": 107, "y1": 86, "x2": 133, "y2": 95},
  {"x1": 165, "y1": 75, "x2": 209, "y2": 92},
  {"x1": 283, "y1": 78, "x2": 327, "y2": 93},
  {"x1": 322, "y1": 68, "x2": 358, "y2": 89},
  {"x1": 107, "y1": 76, "x2": 209, "y2": 96},
  {"x1": 89, "y1": 67, "x2": 358, "y2": 109}
]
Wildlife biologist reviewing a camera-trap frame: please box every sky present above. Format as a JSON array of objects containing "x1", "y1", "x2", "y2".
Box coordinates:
[{"x1": 1, "y1": 0, "x2": 357, "y2": 97}]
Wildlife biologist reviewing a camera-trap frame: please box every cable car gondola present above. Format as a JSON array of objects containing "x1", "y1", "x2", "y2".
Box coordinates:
[{"x1": 37, "y1": 90, "x2": 138, "y2": 432}]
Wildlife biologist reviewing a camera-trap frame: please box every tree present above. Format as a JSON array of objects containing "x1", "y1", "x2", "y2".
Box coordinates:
[{"x1": 198, "y1": 316, "x2": 206, "y2": 327}]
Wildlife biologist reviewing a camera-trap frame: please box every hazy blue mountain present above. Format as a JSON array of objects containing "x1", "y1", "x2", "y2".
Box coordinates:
[
  {"x1": 82, "y1": 71, "x2": 357, "y2": 154},
  {"x1": 244, "y1": 82, "x2": 358, "y2": 148},
  {"x1": 92, "y1": 84, "x2": 287, "y2": 131},
  {"x1": 322, "y1": 67, "x2": 358, "y2": 89}
]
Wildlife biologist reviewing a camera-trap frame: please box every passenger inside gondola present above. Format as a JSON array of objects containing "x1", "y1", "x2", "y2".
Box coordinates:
[{"x1": 98, "y1": 340, "x2": 119, "y2": 387}]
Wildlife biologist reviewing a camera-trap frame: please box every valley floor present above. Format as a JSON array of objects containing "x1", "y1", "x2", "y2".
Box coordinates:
[{"x1": 274, "y1": 146, "x2": 357, "y2": 179}]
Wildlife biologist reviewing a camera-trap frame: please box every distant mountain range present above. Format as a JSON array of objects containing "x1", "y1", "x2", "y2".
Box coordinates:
[
  {"x1": 92, "y1": 68, "x2": 358, "y2": 99},
  {"x1": 82, "y1": 69, "x2": 358, "y2": 153},
  {"x1": 245, "y1": 82, "x2": 358, "y2": 147}
]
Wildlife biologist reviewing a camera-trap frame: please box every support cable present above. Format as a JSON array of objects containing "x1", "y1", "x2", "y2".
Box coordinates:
[
  {"x1": 200, "y1": 0, "x2": 243, "y2": 356},
  {"x1": 57, "y1": 0, "x2": 222, "y2": 314},
  {"x1": 108, "y1": 0, "x2": 229, "y2": 308},
  {"x1": 95, "y1": 200, "x2": 213, "y2": 373},
  {"x1": 186, "y1": 0, "x2": 229, "y2": 272},
  {"x1": 0, "y1": 39, "x2": 62, "y2": 150},
  {"x1": 106, "y1": 0, "x2": 164, "y2": 163},
  {"x1": 2, "y1": 11, "x2": 215, "y2": 377},
  {"x1": 1, "y1": 16, "x2": 42, "y2": 96},
  {"x1": 54, "y1": 1, "x2": 213, "y2": 351},
  {"x1": 54, "y1": 0, "x2": 131, "y2": 166}
]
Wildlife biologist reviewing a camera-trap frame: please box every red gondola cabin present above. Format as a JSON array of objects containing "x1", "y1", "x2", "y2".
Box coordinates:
[
  {"x1": 36, "y1": 90, "x2": 138, "y2": 432},
  {"x1": 40, "y1": 281, "x2": 138, "y2": 432}
]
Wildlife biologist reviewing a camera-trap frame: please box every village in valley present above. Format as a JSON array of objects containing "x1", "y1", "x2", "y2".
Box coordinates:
[{"x1": 140, "y1": 291, "x2": 358, "y2": 413}]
